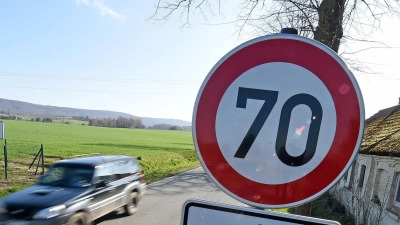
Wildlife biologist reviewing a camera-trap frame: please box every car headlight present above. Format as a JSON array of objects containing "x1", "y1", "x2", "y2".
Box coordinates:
[
  {"x1": 32, "y1": 205, "x2": 66, "y2": 219},
  {"x1": 0, "y1": 201, "x2": 7, "y2": 214}
]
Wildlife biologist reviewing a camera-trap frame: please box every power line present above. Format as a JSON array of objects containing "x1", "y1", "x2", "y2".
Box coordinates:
[
  {"x1": 0, "y1": 85, "x2": 197, "y2": 96},
  {"x1": 0, "y1": 71, "x2": 202, "y2": 84}
]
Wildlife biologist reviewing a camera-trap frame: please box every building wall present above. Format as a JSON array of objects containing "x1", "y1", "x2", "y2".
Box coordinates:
[{"x1": 331, "y1": 154, "x2": 400, "y2": 225}]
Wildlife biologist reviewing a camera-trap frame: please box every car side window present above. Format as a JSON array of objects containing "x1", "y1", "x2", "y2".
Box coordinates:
[
  {"x1": 94, "y1": 163, "x2": 115, "y2": 183},
  {"x1": 114, "y1": 161, "x2": 126, "y2": 180},
  {"x1": 127, "y1": 159, "x2": 140, "y2": 174},
  {"x1": 93, "y1": 159, "x2": 140, "y2": 182},
  {"x1": 114, "y1": 159, "x2": 139, "y2": 180}
]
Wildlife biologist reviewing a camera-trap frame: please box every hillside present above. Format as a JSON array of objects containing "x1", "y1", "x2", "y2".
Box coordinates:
[{"x1": 0, "y1": 98, "x2": 191, "y2": 127}]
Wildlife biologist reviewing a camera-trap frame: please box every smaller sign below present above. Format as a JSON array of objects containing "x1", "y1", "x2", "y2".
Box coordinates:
[
  {"x1": 181, "y1": 199, "x2": 340, "y2": 225},
  {"x1": 0, "y1": 121, "x2": 3, "y2": 140}
]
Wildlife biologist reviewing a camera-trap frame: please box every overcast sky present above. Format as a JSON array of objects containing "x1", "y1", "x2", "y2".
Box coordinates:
[{"x1": 0, "y1": 1, "x2": 399, "y2": 122}]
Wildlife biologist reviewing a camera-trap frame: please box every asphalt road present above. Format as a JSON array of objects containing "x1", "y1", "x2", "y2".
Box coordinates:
[{"x1": 95, "y1": 167, "x2": 246, "y2": 225}]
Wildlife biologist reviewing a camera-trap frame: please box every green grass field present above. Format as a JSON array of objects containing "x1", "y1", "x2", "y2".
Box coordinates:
[{"x1": 0, "y1": 120, "x2": 199, "y2": 196}]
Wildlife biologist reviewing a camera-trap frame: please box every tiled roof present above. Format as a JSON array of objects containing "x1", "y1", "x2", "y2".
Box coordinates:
[
  {"x1": 365, "y1": 105, "x2": 400, "y2": 125},
  {"x1": 360, "y1": 105, "x2": 400, "y2": 156}
]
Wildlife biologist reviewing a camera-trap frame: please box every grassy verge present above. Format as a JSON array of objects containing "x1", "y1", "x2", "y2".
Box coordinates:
[
  {"x1": 271, "y1": 208, "x2": 290, "y2": 214},
  {"x1": 311, "y1": 194, "x2": 354, "y2": 225},
  {"x1": 0, "y1": 120, "x2": 199, "y2": 197},
  {"x1": 268, "y1": 195, "x2": 354, "y2": 224}
]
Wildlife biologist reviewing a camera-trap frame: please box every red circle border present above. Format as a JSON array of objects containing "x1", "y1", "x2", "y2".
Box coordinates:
[{"x1": 194, "y1": 37, "x2": 362, "y2": 206}]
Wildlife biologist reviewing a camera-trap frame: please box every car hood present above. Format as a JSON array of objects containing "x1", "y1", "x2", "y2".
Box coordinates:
[{"x1": 3, "y1": 184, "x2": 89, "y2": 210}]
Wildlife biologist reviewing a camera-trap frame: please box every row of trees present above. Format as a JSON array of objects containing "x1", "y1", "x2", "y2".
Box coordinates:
[
  {"x1": 88, "y1": 116, "x2": 143, "y2": 128},
  {"x1": 31, "y1": 117, "x2": 52, "y2": 122},
  {"x1": 72, "y1": 116, "x2": 90, "y2": 121},
  {"x1": 0, "y1": 115, "x2": 52, "y2": 122},
  {"x1": 150, "y1": 124, "x2": 191, "y2": 130},
  {"x1": 151, "y1": 123, "x2": 175, "y2": 130},
  {"x1": 0, "y1": 115, "x2": 21, "y2": 120},
  {"x1": 151, "y1": 124, "x2": 184, "y2": 130}
]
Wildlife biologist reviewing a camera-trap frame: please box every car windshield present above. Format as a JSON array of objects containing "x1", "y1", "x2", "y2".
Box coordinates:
[{"x1": 39, "y1": 165, "x2": 94, "y2": 188}]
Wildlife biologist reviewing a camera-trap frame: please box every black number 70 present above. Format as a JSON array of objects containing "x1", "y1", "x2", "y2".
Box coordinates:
[{"x1": 234, "y1": 87, "x2": 323, "y2": 167}]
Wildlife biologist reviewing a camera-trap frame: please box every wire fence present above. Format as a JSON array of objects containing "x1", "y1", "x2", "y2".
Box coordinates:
[{"x1": 0, "y1": 142, "x2": 60, "y2": 194}]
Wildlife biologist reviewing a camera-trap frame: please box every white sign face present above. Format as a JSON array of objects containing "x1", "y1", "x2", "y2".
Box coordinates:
[
  {"x1": 0, "y1": 121, "x2": 3, "y2": 140},
  {"x1": 182, "y1": 199, "x2": 340, "y2": 225},
  {"x1": 216, "y1": 62, "x2": 336, "y2": 184}
]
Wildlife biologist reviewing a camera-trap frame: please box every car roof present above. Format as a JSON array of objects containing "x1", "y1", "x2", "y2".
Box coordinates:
[{"x1": 54, "y1": 155, "x2": 134, "y2": 167}]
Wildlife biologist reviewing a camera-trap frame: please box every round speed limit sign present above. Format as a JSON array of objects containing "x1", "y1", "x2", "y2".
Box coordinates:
[{"x1": 193, "y1": 34, "x2": 364, "y2": 208}]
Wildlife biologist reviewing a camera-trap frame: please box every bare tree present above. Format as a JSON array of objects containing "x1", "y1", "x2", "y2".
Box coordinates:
[
  {"x1": 133, "y1": 118, "x2": 143, "y2": 128},
  {"x1": 150, "y1": 0, "x2": 400, "y2": 72}
]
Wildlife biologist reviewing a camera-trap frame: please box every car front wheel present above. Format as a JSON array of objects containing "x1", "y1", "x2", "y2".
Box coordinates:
[
  {"x1": 124, "y1": 191, "x2": 138, "y2": 216},
  {"x1": 67, "y1": 212, "x2": 91, "y2": 225}
]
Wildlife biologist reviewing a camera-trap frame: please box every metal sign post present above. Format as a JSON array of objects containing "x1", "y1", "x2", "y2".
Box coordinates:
[
  {"x1": 0, "y1": 121, "x2": 4, "y2": 140},
  {"x1": 4, "y1": 139, "x2": 7, "y2": 180},
  {"x1": 1, "y1": 122, "x2": 6, "y2": 179}
]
